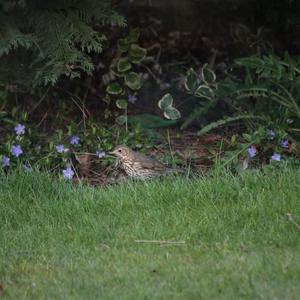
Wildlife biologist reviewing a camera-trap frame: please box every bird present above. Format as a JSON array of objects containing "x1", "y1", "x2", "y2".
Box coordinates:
[{"x1": 109, "y1": 145, "x2": 177, "y2": 180}]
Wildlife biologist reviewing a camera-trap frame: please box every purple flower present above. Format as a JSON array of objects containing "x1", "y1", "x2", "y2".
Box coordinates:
[
  {"x1": 63, "y1": 166, "x2": 74, "y2": 179},
  {"x1": 14, "y1": 123, "x2": 26, "y2": 135},
  {"x1": 267, "y1": 129, "x2": 275, "y2": 139},
  {"x1": 70, "y1": 135, "x2": 80, "y2": 145},
  {"x1": 56, "y1": 144, "x2": 65, "y2": 153},
  {"x1": 2, "y1": 155, "x2": 10, "y2": 167},
  {"x1": 11, "y1": 145, "x2": 23, "y2": 157},
  {"x1": 96, "y1": 150, "x2": 106, "y2": 159},
  {"x1": 280, "y1": 139, "x2": 289, "y2": 149},
  {"x1": 247, "y1": 146, "x2": 257, "y2": 158},
  {"x1": 271, "y1": 152, "x2": 281, "y2": 162},
  {"x1": 128, "y1": 94, "x2": 137, "y2": 104}
]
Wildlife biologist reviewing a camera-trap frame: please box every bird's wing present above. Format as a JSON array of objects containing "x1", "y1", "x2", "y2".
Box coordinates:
[{"x1": 134, "y1": 151, "x2": 166, "y2": 170}]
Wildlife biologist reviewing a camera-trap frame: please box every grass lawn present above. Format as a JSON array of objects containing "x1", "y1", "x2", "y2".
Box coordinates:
[{"x1": 0, "y1": 168, "x2": 300, "y2": 299}]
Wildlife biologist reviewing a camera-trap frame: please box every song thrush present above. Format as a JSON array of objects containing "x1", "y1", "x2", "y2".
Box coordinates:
[{"x1": 110, "y1": 145, "x2": 176, "y2": 180}]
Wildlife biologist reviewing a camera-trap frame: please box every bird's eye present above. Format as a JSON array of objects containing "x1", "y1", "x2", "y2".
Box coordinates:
[{"x1": 118, "y1": 149, "x2": 122, "y2": 153}]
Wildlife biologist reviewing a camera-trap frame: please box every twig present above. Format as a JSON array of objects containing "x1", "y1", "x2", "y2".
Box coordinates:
[
  {"x1": 141, "y1": 63, "x2": 161, "y2": 84},
  {"x1": 125, "y1": 108, "x2": 128, "y2": 133},
  {"x1": 286, "y1": 213, "x2": 300, "y2": 231},
  {"x1": 167, "y1": 129, "x2": 175, "y2": 166},
  {"x1": 134, "y1": 240, "x2": 185, "y2": 245}
]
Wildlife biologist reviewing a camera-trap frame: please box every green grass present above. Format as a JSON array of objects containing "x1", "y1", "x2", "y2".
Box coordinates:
[{"x1": 1, "y1": 168, "x2": 300, "y2": 299}]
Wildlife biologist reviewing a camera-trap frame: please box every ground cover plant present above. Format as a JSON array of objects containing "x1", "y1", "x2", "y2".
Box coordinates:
[{"x1": 0, "y1": 167, "x2": 300, "y2": 299}]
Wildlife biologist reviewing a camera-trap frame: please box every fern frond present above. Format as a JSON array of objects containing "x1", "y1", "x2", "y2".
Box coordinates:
[
  {"x1": 198, "y1": 115, "x2": 266, "y2": 136},
  {"x1": 0, "y1": 21, "x2": 36, "y2": 55},
  {"x1": 235, "y1": 55, "x2": 300, "y2": 81},
  {"x1": 0, "y1": 0, "x2": 126, "y2": 87},
  {"x1": 180, "y1": 98, "x2": 218, "y2": 130}
]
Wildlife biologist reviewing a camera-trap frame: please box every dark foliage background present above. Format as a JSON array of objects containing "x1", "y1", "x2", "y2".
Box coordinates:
[{"x1": 0, "y1": 0, "x2": 299, "y2": 177}]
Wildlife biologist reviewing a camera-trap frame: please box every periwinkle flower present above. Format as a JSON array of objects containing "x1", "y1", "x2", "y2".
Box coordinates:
[
  {"x1": 247, "y1": 146, "x2": 257, "y2": 158},
  {"x1": 267, "y1": 128, "x2": 275, "y2": 140},
  {"x1": 56, "y1": 144, "x2": 65, "y2": 153},
  {"x1": 128, "y1": 94, "x2": 137, "y2": 104},
  {"x1": 280, "y1": 139, "x2": 289, "y2": 149},
  {"x1": 11, "y1": 145, "x2": 23, "y2": 157},
  {"x1": 14, "y1": 124, "x2": 26, "y2": 135},
  {"x1": 271, "y1": 152, "x2": 281, "y2": 162},
  {"x1": 63, "y1": 166, "x2": 74, "y2": 179},
  {"x1": 96, "y1": 149, "x2": 106, "y2": 159},
  {"x1": 70, "y1": 135, "x2": 80, "y2": 145},
  {"x1": 2, "y1": 156, "x2": 10, "y2": 167}
]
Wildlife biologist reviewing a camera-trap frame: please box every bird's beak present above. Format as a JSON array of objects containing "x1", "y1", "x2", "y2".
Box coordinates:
[{"x1": 109, "y1": 150, "x2": 116, "y2": 155}]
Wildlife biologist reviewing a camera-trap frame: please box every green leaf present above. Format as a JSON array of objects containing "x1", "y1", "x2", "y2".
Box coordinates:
[
  {"x1": 198, "y1": 115, "x2": 265, "y2": 136},
  {"x1": 115, "y1": 115, "x2": 127, "y2": 125},
  {"x1": 117, "y1": 59, "x2": 131, "y2": 72},
  {"x1": 106, "y1": 82, "x2": 123, "y2": 95},
  {"x1": 128, "y1": 113, "x2": 177, "y2": 129},
  {"x1": 195, "y1": 85, "x2": 215, "y2": 99},
  {"x1": 185, "y1": 68, "x2": 201, "y2": 93},
  {"x1": 245, "y1": 67, "x2": 253, "y2": 85},
  {"x1": 129, "y1": 44, "x2": 147, "y2": 64},
  {"x1": 124, "y1": 72, "x2": 142, "y2": 90},
  {"x1": 103, "y1": 94, "x2": 111, "y2": 105},
  {"x1": 158, "y1": 93, "x2": 173, "y2": 110},
  {"x1": 163, "y1": 107, "x2": 181, "y2": 120},
  {"x1": 117, "y1": 38, "x2": 130, "y2": 53},
  {"x1": 109, "y1": 62, "x2": 120, "y2": 76},
  {"x1": 201, "y1": 64, "x2": 216, "y2": 84},
  {"x1": 0, "y1": 111, "x2": 8, "y2": 118},
  {"x1": 243, "y1": 133, "x2": 252, "y2": 142},
  {"x1": 116, "y1": 99, "x2": 128, "y2": 109},
  {"x1": 128, "y1": 28, "x2": 140, "y2": 43}
]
